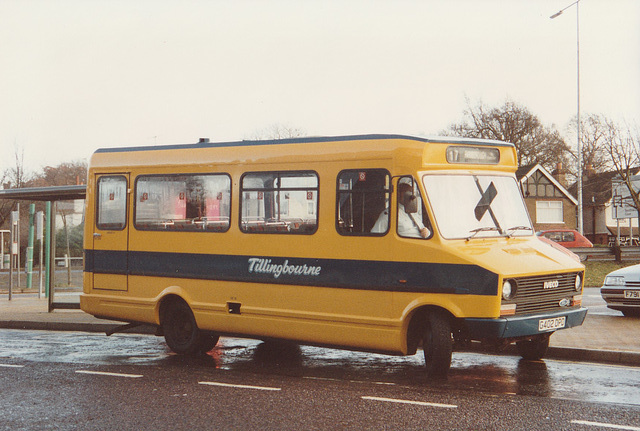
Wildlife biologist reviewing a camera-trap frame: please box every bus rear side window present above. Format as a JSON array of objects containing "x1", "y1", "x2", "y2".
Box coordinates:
[
  {"x1": 135, "y1": 174, "x2": 231, "y2": 232},
  {"x1": 336, "y1": 169, "x2": 390, "y2": 235},
  {"x1": 96, "y1": 176, "x2": 127, "y2": 230},
  {"x1": 240, "y1": 171, "x2": 318, "y2": 234}
]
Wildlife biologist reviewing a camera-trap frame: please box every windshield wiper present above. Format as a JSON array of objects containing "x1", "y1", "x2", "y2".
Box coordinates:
[
  {"x1": 506, "y1": 225, "x2": 533, "y2": 237},
  {"x1": 466, "y1": 226, "x2": 501, "y2": 241}
]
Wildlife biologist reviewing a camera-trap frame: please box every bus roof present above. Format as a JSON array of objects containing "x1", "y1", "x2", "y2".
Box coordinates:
[
  {"x1": 94, "y1": 134, "x2": 514, "y2": 155},
  {"x1": 89, "y1": 134, "x2": 517, "y2": 171}
]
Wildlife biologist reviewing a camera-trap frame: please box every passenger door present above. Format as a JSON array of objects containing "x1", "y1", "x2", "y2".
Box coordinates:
[{"x1": 92, "y1": 174, "x2": 130, "y2": 291}]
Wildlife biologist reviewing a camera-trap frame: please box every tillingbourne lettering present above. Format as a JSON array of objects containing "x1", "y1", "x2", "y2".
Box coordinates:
[{"x1": 248, "y1": 258, "x2": 321, "y2": 279}]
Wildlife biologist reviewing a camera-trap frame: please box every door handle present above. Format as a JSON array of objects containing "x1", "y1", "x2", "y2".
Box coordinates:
[{"x1": 93, "y1": 233, "x2": 102, "y2": 239}]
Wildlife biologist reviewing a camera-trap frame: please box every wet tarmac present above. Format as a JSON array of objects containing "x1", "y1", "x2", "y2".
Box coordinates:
[{"x1": 2, "y1": 329, "x2": 639, "y2": 408}]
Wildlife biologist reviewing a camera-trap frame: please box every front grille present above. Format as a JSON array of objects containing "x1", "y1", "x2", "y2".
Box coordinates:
[
  {"x1": 601, "y1": 287, "x2": 640, "y2": 305},
  {"x1": 506, "y1": 272, "x2": 581, "y2": 315}
]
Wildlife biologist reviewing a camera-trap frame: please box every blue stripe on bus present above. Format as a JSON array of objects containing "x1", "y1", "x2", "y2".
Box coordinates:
[
  {"x1": 84, "y1": 249, "x2": 498, "y2": 296},
  {"x1": 93, "y1": 134, "x2": 514, "y2": 154}
]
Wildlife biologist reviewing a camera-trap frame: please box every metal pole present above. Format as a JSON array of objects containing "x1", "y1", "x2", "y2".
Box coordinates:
[
  {"x1": 45, "y1": 202, "x2": 51, "y2": 299},
  {"x1": 8, "y1": 230, "x2": 13, "y2": 301},
  {"x1": 551, "y1": 0, "x2": 582, "y2": 234},
  {"x1": 48, "y1": 201, "x2": 56, "y2": 312},
  {"x1": 576, "y1": 0, "x2": 583, "y2": 235},
  {"x1": 16, "y1": 203, "x2": 20, "y2": 290},
  {"x1": 37, "y1": 211, "x2": 44, "y2": 299},
  {"x1": 9, "y1": 209, "x2": 19, "y2": 300},
  {"x1": 26, "y1": 204, "x2": 35, "y2": 289}
]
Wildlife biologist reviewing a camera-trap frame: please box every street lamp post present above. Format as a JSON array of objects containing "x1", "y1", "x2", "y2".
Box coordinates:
[{"x1": 551, "y1": 0, "x2": 583, "y2": 235}]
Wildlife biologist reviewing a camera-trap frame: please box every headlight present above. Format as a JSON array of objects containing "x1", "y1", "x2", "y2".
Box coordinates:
[
  {"x1": 502, "y1": 279, "x2": 517, "y2": 300},
  {"x1": 605, "y1": 275, "x2": 625, "y2": 286},
  {"x1": 575, "y1": 274, "x2": 582, "y2": 291}
]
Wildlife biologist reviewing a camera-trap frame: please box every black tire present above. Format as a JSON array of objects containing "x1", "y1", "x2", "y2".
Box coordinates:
[
  {"x1": 422, "y1": 310, "x2": 453, "y2": 377},
  {"x1": 516, "y1": 334, "x2": 550, "y2": 360},
  {"x1": 162, "y1": 300, "x2": 218, "y2": 355},
  {"x1": 621, "y1": 309, "x2": 640, "y2": 318},
  {"x1": 198, "y1": 332, "x2": 221, "y2": 353}
]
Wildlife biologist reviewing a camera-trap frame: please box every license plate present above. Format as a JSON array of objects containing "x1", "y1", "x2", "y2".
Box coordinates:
[
  {"x1": 538, "y1": 316, "x2": 566, "y2": 331},
  {"x1": 624, "y1": 290, "x2": 640, "y2": 299}
]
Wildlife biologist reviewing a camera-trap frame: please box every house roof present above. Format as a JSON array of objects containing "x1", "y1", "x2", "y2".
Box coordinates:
[
  {"x1": 516, "y1": 163, "x2": 578, "y2": 205},
  {"x1": 568, "y1": 168, "x2": 640, "y2": 206},
  {"x1": 515, "y1": 164, "x2": 537, "y2": 180}
]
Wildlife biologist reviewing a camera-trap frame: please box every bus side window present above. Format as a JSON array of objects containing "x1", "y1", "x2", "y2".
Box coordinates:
[
  {"x1": 336, "y1": 169, "x2": 390, "y2": 236},
  {"x1": 240, "y1": 171, "x2": 318, "y2": 234},
  {"x1": 96, "y1": 176, "x2": 127, "y2": 231},
  {"x1": 134, "y1": 174, "x2": 231, "y2": 232},
  {"x1": 396, "y1": 177, "x2": 432, "y2": 239}
]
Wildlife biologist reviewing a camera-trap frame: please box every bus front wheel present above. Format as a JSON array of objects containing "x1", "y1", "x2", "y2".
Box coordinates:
[
  {"x1": 162, "y1": 300, "x2": 219, "y2": 355},
  {"x1": 422, "y1": 310, "x2": 453, "y2": 377},
  {"x1": 516, "y1": 333, "x2": 550, "y2": 360}
]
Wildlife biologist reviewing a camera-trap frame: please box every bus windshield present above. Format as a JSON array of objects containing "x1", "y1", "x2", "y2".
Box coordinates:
[{"x1": 423, "y1": 174, "x2": 533, "y2": 240}]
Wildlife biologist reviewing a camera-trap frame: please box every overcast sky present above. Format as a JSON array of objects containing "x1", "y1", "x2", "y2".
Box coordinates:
[{"x1": 1, "y1": 0, "x2": 639, "y2": 175}]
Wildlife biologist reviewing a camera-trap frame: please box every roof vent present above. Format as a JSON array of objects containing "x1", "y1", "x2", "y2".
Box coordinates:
[{"x1": 198, "y1": 138, "x2": 210, "y2": 144}]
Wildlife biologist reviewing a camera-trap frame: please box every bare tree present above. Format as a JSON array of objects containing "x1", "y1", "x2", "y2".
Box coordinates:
[
  {"x1": 29, "y1": 160, "x2": 87, "y2": 187},
  {"x1": 567, "y1": 113, "x2": 613, "y2": 176},
  {"x1": 605, "y1": 119, "x2": 640, "y2": 214},
  {"x1": 447, "y1": 98, "x2": 572, "y2": 172},
  {"x1": 0, "y1": 146, "x2": 31, "y2": 227}
]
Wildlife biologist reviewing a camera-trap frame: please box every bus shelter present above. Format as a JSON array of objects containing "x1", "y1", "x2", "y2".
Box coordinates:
[{"x1": 0, "y1": 185, "x2": 86, "y2": 311}]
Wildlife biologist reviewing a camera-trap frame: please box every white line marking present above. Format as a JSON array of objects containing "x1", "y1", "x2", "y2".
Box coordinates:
[
  {"x1": 571, "y1": 420, "x2": 640, "y2": 430},
  {"x1": 0, "y1": 364, "x2": 25, "y2": 368},
  {"x1": 362, "y1": 396, "x2": 457, "y2": 409},
  {"x1": 303, "y1": 376, "x2": 340, "y2": 382},
  {"x1": 198, "y1": 381, "x2": 281, "y2": 391},
  {"x1": 75, "y1": 370, "x2": 143, "y2": 378},
  {"x1": 303, "y1": 376, "x2": 395, "y2": 386}
]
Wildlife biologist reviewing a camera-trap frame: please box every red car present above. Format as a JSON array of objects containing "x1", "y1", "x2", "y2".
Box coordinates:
[{"x1": 536, "y1": 229, "x2": 593, "y2": 248}]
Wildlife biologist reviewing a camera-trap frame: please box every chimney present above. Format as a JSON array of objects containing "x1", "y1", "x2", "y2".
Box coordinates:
[
  {"x1": 584, "y1": 164, "x2": 596, "y2": 179},
  {"x1": 552, "y1": 163, "x2": 567, "y2": 187}
]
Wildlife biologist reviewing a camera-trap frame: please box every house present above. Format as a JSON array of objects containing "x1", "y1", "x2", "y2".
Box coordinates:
[
  {"x1": 516, "y1": 163, "x2": 578, "y2": 232},
  {"x1": 568, "y1": 168, "x2": 640, "y2": 245}
]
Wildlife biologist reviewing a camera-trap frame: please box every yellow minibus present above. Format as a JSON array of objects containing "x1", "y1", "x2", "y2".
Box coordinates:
[{"x1": 81, "y1": 134, "x2": 587, "y2": 376}]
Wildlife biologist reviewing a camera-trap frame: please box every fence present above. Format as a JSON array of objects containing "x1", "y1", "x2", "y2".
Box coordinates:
[{"x1": 575, "y1": 247, "x2": 640, "y2": 262}]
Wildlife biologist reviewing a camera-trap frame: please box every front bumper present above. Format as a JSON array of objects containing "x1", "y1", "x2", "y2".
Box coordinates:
[
  {"x1": 601, "y1": 287, "x2": 640, "y2": 311},
  {"x1": 463, "y1": 307, "x2": 588, "y2": 340}
]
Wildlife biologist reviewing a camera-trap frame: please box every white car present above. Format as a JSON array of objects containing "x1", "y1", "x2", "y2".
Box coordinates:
[{"x1": 601, "y1": 264, "x2": 640, "y2": 317}]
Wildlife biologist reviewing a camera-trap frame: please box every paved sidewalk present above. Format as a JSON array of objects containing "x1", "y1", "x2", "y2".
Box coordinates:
[{"x1": 1, "y1": 295, "x2": 639, "y2": 366}]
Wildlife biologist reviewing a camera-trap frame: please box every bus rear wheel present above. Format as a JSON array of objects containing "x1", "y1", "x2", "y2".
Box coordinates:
[
  {"x1": 516, "y1": 333, "x2": 550, "y2": 360},
  {"x1": 162, "y1": 300, "x2": 219, "y2": 355},
  {"x1": 422, "y1": 310, "x2": 453, "y2": 377}
]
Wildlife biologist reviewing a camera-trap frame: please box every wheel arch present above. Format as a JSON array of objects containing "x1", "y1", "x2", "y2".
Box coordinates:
[
  {"x1": 156, "y1": 287, "x2": 193, "y2": 326},
  {"x1": 404, "y1": 304, "x2": 458, "y2": 355}
]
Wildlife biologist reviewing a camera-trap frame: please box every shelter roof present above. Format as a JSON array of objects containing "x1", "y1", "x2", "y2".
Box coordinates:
[{"x1": 0, "y1": 185, "x2": 86, "y2": 201}]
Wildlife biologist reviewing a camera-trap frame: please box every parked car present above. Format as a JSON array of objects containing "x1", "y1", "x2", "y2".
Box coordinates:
[
  {"x1": 601, "y1": 264, "x2": 640, "y2": 317},
  {"x1": 536, "y1": 229, "x2": 593, "y2": 248},
  {"x1": 537, "y1": 235, "x2": 581, "y2": 262}
]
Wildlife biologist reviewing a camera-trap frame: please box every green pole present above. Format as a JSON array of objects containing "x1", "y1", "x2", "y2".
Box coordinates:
[
  {"x1": 26, "y1": 204, "x2": 35, "y2": 289},
  {"x1": 45, "y1": 201, "x2": 51, "y2": 298}
]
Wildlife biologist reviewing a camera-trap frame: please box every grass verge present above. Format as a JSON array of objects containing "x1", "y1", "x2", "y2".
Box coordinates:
[{"x1": 583, "y1": 261, "x2": 631, "y2": 287}]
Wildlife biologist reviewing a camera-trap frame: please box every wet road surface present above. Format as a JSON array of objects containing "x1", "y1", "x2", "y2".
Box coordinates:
[{"x1": 1, "y1": 329, "x2": 640, "y2": 406}]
